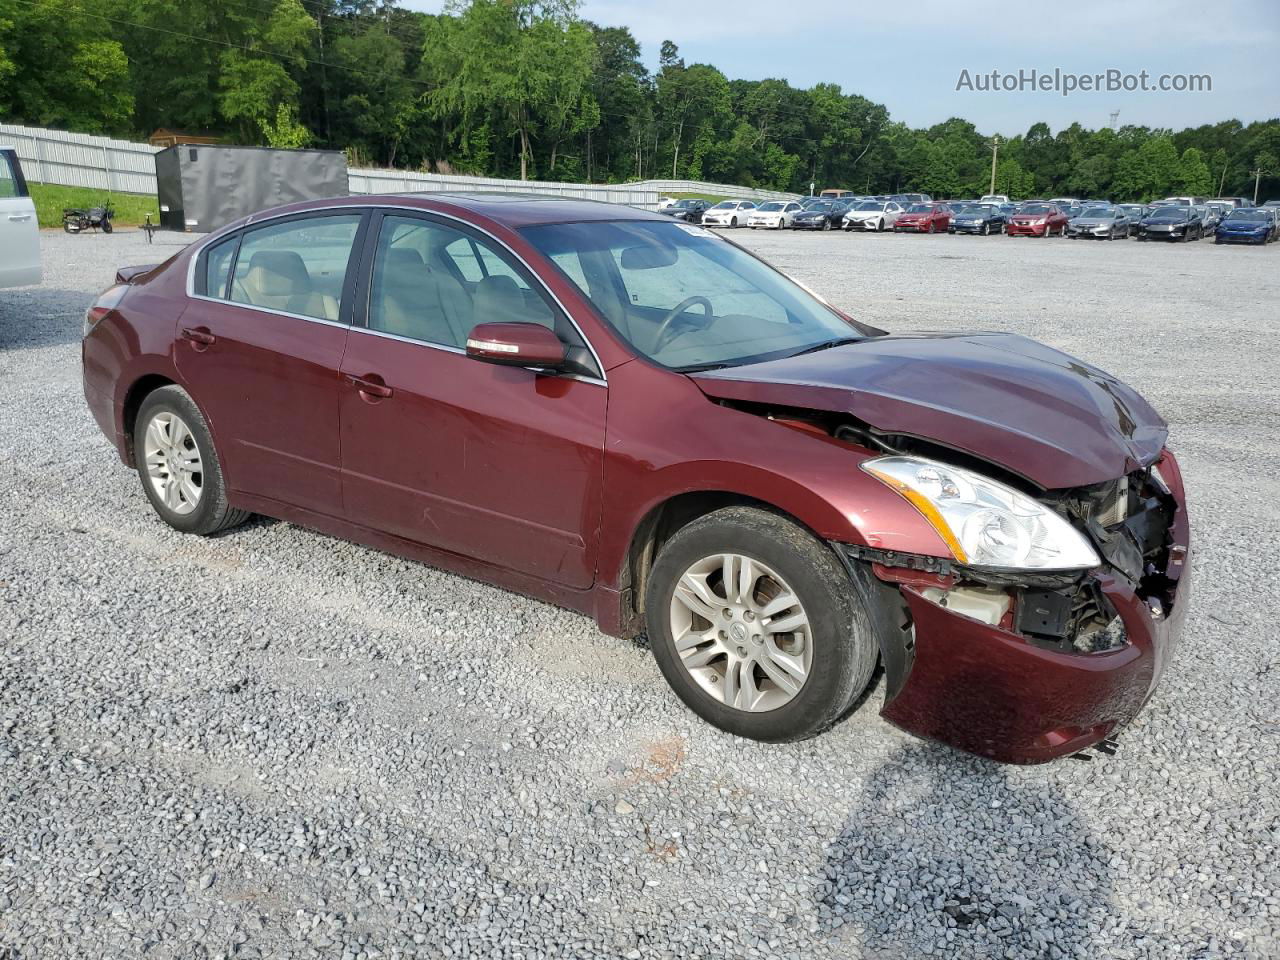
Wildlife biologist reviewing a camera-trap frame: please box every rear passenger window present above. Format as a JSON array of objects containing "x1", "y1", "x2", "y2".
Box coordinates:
[
  {"x1": 228, "y1": 215, "x2": 361, "y2": 321},
  {"x1": 201, "y1": 236, "x2": 238, "y2": 298}
]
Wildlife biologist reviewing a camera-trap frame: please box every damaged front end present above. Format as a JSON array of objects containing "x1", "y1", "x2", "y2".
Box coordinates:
[{"x1": 833, "y1": 452, "x2": 1191, "y2": 764}]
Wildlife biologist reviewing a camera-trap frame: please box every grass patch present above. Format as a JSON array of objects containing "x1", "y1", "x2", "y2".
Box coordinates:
[
  {"x1": 29, "y1": 184, "x2": 159, "y2": 229},
  {"x1": 667, "y1": 191, "x2": 731, "y2": 204}
]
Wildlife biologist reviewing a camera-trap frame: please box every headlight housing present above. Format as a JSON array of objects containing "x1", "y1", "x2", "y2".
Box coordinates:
[{"x1": 861, "y1": 456, "x2": 1101, "y2": 570}]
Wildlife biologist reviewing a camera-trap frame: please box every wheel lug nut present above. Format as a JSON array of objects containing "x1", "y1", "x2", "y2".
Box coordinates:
[{"x1": 743, "y1": 610, "x2": 755, "y2": 621}]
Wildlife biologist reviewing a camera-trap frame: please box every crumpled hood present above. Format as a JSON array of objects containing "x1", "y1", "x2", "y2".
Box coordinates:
[{"x1": 691, "y1": 332, "x2": 1168, "y2": 489}]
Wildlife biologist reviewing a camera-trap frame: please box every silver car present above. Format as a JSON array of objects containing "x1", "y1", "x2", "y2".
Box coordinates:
[{"x1": 1066, "y1": 205, "x2": 1130, "y2": 240}]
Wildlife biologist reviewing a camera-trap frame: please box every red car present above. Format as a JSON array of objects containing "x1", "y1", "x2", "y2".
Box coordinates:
[
  {"x1": 893, "y1": 202, "x2": 952, "y2": 233},
  {"x1": 1006, "y1": 202, "x2": 1070, "y2": 237},
  {"x1": 81, "y1": 195, "x2": 1191, "y2": 763}
]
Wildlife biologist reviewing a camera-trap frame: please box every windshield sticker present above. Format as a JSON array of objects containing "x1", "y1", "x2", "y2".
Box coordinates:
[{"x1": 673, "y1": 223, "x2": 719, "y2": 239}]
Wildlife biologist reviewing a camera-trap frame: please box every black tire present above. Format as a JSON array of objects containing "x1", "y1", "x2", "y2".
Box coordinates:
[
  {"x1": 102, "y1": 219, "x2": 113, "y2": 234},
  {"x1": 730, "y1": 217, "x2": 737, "y2": 228},
  {"x1": 645, "y1": 506, "x2": 878, "y2": 742},
  {"x1": 63, "y1": 221, "x2": 75, "y2": 233},
  {"x1": 823, "y1": 218, "x2": 831, "y2": 231},
  {"x1": 133, "y1": 385, "x2": 249, "y2": 536}
]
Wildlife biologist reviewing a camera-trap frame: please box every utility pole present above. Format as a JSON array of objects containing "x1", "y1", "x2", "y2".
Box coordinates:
[
  {"x1": 989, "y1": 136, "x2": 1000, "y2": 196},
  {"x1": 1252, "y1": 166, "x2": 1265, "y2": 204}
]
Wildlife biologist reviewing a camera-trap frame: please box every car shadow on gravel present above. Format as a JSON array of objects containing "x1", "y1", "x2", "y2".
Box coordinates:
[
  {"x1": 0, "y1": 287, "x2": 93, "y2": 350},
  {"x1": 816, "y1": 742, "x2": 1120, "y2": 957}
]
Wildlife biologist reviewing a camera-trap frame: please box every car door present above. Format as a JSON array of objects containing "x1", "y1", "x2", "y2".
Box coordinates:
[
  {"x1": 337, "y1": 210, "x2": 607, "y2": 590},
  {"x1": 176, "y1": 210, "x2": 367, "y2": 517},
  {"x1": 0, "y1": 148, "x2": 40, "y2": 288}
]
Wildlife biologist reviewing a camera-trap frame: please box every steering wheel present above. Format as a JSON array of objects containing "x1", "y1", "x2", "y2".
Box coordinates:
[{"x1": 651, "y1": 296, "x2": 713, "y2": 353}]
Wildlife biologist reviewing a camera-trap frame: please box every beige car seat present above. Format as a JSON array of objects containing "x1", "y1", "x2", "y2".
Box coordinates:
[
  {"x1": 371, "y1": 247, "x2": 473, "y2": 346},
  {"x1": 233, "y1": 250, "x2": 340, "y2": 321}
]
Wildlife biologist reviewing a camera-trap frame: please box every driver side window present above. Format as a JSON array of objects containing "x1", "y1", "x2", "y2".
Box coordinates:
[{"x1": 366, "y1": 215, "x2": 596, "y2": 373}]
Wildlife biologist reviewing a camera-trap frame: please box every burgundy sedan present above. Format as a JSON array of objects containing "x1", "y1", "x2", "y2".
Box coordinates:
[
  {"x1": 82, "y1": 194, "x2": 1191, "y2": 763},
  {"x1": 893, "y1": 203, "x2": 952, "y2": 233},
  {"x1": 1006, "y1": 202, "x2": 1070, "y2": 237}
]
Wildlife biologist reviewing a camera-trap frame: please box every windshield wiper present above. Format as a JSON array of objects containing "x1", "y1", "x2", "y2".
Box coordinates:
[
  {"x1": 787, "y1": 337, "x2": 860, "y2": 358},
  {"x1": 674, "y1": 361, "x2": 733, "y2": 373}
]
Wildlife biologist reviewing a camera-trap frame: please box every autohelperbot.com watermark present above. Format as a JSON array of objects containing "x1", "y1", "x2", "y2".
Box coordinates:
[{"x1": 956, "y1": 68, "x2": 1212, "y2": 96}]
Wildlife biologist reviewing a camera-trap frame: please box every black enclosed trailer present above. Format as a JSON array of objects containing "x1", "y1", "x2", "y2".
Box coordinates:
[{"x1": 154, "y1": 144, "x2": 348, "y2": 233}]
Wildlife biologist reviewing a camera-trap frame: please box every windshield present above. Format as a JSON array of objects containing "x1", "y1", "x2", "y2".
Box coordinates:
[
  {"x1": 710, "y1": 201, "x2": 737, "y2": 210},
  {"x1": 1020, "y1": 203, "x2": 1053, "y2": 214},
  {"x1": 1079, "y1": 206, "x2": 1113, "y2": 218},
  {"x1": 855, "y1": 201, "x2": 884, "y2": 211},
  {"x1": 1149, "y1": 208, "x2": 1189, "y2": 220},
  {"x1": 905, "y1": 204, "x2": 933, "y2": 213},
  {"x1": 1227, "y1": 209, "x2": 1267, "y2": 221},
  {"x1": 957, "y1": 205, "x2": 992, "y2": 215},
  {"x1": 521, "y1": 220, "x2": 859, "y2": 371},
  {"x1": 757, "y1": 202, "x2": 784, "y2": 212},
  {"x1": 803, "y1": 202, "x2": 833, "y2": 212}
]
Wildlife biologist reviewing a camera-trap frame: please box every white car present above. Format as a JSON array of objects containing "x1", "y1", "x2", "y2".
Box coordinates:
[
  {"x1": 0, "y1": 147, "x2": 41, "y2": 288},
  {"x1": 979, "y1": 194, "x2": 1010, "y2": 205},
  {"x1": 842, "y1": 200, "x2": 904, "y2": 232},
  {"x1": 701, "y1": 199, "x2": 757, "y2": 228},
  {"x1": 656, "y1": 196, "x2": 677, "y2": 211},
  {"x1": 746, "y1": 200, "x2": 802, "y2": 229}
]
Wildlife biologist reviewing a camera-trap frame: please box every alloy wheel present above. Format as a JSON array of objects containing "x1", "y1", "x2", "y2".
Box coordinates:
[
  {"x1": 143, "y1": 411, "x2": 203, "y2": 515},
  {"x1": 668, "y1": 553, "x2": 812, "y2": 712}
]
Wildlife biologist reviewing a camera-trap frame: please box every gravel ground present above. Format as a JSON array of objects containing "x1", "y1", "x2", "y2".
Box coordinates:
[{"x1": 1, "y1": 225, "x2": 1277, "y2": 959}]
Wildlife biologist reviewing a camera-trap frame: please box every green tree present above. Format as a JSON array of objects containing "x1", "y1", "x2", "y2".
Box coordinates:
[
  {"x1": 1175, "y1": 147, "x2": 1213, "y2": 196},
  {"x1": 423, "y1": 0, "x2": 594, "y2": 181},
  {"x1": 0, "y1": 0, "x2": 132, "y2": 133}
]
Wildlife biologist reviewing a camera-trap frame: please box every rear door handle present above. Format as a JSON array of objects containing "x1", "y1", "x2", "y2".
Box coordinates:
[
  {"x1": 180, "y1": 327, "x2": 216, "y2": 346},
  {"x1": 345, "y1": 374, "x2": 393, "y2": 399},
  {"x1": 8, "y1": 214, "x2": 32, "y2": 222}
]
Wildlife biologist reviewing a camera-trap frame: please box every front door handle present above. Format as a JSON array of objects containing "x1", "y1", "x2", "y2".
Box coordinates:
[
  {"x1": 180, "y1": 326, "x2": 216, "y2": 347},
  {"x1": 8, "y1": 214, "x2": 32, "y2": 222},
  {"x1": 345, "y1": 374, "x2": 393, "y2": 399}
]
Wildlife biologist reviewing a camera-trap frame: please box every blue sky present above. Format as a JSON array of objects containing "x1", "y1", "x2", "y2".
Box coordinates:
[{"x1": 402, "y1": 0, "x2": 1280, "y2": 135}]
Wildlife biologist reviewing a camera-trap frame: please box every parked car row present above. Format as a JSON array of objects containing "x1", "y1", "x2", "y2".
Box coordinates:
[{"x1": 667, "y1": 191, "x2": 1280, "y2": 247}]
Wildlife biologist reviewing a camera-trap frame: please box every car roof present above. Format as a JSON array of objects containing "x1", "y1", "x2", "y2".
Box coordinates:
[{"x1": 250, "y1": 192, "x2": 669, "y2": 229}]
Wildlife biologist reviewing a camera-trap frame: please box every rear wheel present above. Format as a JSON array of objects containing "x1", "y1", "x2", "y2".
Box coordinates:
[
  {"x1": 645, "y1": 507, "x2": 877, "y2": 742},
  {"x1": 134, "y1": 385, "x2": 249, "y2": 536}
]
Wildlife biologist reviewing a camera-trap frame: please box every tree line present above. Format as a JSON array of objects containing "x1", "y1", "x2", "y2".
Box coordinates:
[{"x1": 2, "y1": 0, "x2": 1278, "y2": 201}]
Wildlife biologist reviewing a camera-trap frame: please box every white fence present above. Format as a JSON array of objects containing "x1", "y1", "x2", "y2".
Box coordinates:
[
  {"x1": 0, "y1": 122, "x2": 799, "y2": 208},
  {"x1": 347, "y1": 167, "x2": 656, "y2": 207},
  {"x1": 0, "y1": 122, "x2": 159, "y2": 194}
]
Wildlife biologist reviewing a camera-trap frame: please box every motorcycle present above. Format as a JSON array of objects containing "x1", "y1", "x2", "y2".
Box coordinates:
[{"x1": 63, "y1": 200, "x2": 115, "y2": 234}]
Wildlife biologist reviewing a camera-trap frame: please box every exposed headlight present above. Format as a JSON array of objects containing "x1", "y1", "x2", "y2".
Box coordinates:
[{"x1": 861, "y1": 456, "x2": 1101, "y2": 570}]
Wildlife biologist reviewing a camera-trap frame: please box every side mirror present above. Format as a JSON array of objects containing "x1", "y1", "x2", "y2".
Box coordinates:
[{"x1": 466, "y1": 322, "x2": 567, "y2": 369}]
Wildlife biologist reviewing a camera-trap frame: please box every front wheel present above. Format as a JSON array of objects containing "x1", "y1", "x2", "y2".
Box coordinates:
[
  {"x1": 134, "y1": 385, "x2": 249, "y2": 536},
  {"x1": 101, "y1": 219, "x2": 113, "y2": 234},
  {"x1": 730, "y1": 217, "x2": 737, "y2": 227},
  {"x1": 645, "y1": 507, "x2": 878, "y2": 742}
]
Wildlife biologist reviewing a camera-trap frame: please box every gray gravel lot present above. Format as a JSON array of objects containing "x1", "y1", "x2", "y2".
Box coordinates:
[{"x1": 2, "y1": 225, "x2": 1278, "y2": 959}]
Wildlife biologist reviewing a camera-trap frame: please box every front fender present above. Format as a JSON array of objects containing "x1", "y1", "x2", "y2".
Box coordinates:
[{"x1": 596, "y1": 361, "x2": 953, "y2": 591}]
